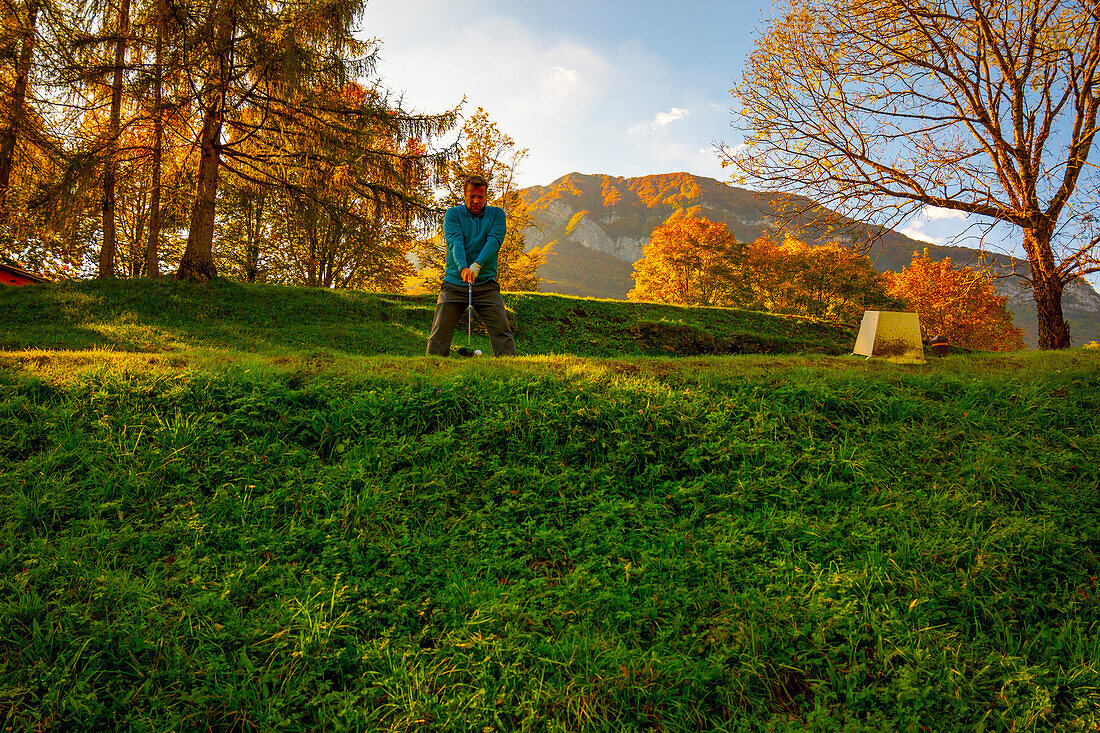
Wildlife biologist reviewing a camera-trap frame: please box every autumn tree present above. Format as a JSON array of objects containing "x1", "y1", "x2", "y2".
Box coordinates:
[
  {"x1": 174, "y1": 0, "x2": 455, "y2": 282},
  {"x1": 46, "y1": 0, "x2": 161, "y2": 279},
  {"x1": 723, "y1": 0, "x2": 1100, "y2": 348},
  {"x1": 244, "y1": 128, "x2": 429, "y2": 290},
  {"x1": 746, "y1": 235, "x2": 901, "y2": 322},
  {"x1": 628, "y1": 211, "x2": 746, "y2": 306},
  {"x1": 412, "y1": 107, "x2": 545, "y2": 292},
  {"x1": 261, "y1": 186, "x2": 418, "y2": 290},
  {"x1": 211, "y1": 80, "x2": 441, "y2": 290},
  {"x1": 0, "y1": 0, "x2": 194, "y2": 279},
  {"x1": 134, "y1": 0, "x2": 185, "y2": 276},
  {"x1": 59, "y1": 2, "x2": 141, "y2": 279},
  {"x1": 109, "y1": 119, "x2": 190, "y2": 276},
  {"x1": 0, "y1": 0, "x2": 43, "y2": 214},
  {"x1": 216, "y1": 176, "x2": 270, "y2": 282},
  {"x1": 886, "y1": 251, "x2": 1026, "y2": 351},
  {"x1": 99, "y1": 0, "x2": 131, "y2": 278},
  {"x1": 630, "y1": 214, "x2": 900, "y2": 320},
  {"x1": 0, "y1": 0, "x2": 75, "y2": 274}
]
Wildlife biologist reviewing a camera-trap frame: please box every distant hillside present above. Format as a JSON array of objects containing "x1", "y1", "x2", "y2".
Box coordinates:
[{"x1": 520, "y1": 172, "x2": 1100, "y2": 346}]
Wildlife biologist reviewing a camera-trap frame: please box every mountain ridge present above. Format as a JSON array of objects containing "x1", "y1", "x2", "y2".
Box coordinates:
[{"x1": 519, "y1": 171, "x2": 1100, "y2": 347}]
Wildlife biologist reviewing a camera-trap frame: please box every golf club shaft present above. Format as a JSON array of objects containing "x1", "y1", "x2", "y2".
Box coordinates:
[{"x1": 467, "y1": 282, "x2": 472, "y2": 347}]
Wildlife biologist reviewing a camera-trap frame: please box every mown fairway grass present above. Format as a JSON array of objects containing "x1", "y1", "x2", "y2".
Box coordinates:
[{"x1": 1, "y1": 280, "x2": 1099, "y2": 731}]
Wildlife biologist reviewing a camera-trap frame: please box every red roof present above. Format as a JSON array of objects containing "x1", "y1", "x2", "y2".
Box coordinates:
[{"x1": 0, "y1": 261, "x2": 50, "y2": 285}]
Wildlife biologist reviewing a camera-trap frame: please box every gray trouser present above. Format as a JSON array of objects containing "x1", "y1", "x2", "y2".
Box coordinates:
[{"x1": 426, "y1": 280, "x2": 517, "y2": 357}]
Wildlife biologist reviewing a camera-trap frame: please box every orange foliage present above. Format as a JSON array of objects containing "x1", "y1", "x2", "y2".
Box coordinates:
[
  {"x1": 885, "y1": 251, "x2": 1025, "y2": 351},
  {"x1": 628, "y1": 211, "x2": 745, "y2": 306},
  {"x1": 601, "y1": 178, "x2": 622, "y2": 207},
  {"x1": 742, "y1": 235, "x2": 898, "y2": 322}
]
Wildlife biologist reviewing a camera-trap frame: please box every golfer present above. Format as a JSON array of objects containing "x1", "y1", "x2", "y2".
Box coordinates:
[{"x1": 426, "y1": 175, "x2": 517, "y2": 357}]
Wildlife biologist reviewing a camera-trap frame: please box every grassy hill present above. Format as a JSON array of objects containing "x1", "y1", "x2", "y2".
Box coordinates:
[
  {"x1": 2, "y1": 279, "x2": 1099, "y2": 731},
  {"x1": 0, "y1": 277, "x2": 859, "y2": 358}
]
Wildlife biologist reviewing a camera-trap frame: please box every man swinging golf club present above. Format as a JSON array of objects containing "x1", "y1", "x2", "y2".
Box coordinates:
[{"x1": 426, "y1": 174, "x2": 517, "y2": 357}]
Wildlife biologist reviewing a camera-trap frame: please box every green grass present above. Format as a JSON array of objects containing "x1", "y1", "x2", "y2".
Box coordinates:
[
  {"x1": 1, "y1": 279, "x2": 1099, "y2": 731},
  {"x1": 0, "y1": 277, "x2": 855, "y2": 358}
]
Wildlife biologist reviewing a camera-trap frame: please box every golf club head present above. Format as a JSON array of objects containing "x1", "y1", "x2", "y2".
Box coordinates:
[{"x1": 455, "y1": 345, "x2": 475, "y2": 358}]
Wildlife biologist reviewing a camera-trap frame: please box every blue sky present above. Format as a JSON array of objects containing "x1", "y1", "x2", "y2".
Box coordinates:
[
  {"x1": 359, "y1": 0, "x2": 770, "y2": 185},
  {"x1": 356, "y1": 0, "x2": 1025, "y2": 254}
]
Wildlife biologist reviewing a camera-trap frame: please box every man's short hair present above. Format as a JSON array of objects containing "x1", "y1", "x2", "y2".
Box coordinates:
[{"x1": 464, "y1": 175, "x2": 489, "y2": 192}]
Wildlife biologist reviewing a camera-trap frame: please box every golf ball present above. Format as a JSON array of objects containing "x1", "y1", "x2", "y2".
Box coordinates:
[{"x1": 474, "y1": 350, "x2": 482, "y2": 356}]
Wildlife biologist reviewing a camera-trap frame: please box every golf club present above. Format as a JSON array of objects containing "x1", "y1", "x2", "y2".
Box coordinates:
[{"x1": 455, "y1": 280, "x2": 475, "y2": 357}]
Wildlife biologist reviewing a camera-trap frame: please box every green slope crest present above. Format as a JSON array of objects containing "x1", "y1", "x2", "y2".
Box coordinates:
[{"x1": 0, "y1": 277, "x2": 857, "y2": 358}]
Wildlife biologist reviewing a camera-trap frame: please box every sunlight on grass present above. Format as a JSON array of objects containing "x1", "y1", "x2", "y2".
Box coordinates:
[{"x1": 2, "y1": 279, "x2": 1099, "y2": 730}]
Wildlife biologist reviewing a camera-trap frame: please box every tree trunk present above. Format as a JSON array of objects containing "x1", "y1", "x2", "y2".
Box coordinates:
[
  {"x1": 1024, "y1": 225, "x2": 1072, "y2": 349},
  {"x1": 144, "y1": 0, "x2": 166, "y2": 278},
  {"x1": 1031, "y1": 275, "x2": 1070, "y2": 349},
  {"x1": 177, "y1": 13, "x2": 233, "y2": 283},
  {"x1": 177, "y1": 106, "x2": 222, "y2": 281},
  {"x1": 321, "y1": 216, "x2": 342, "y2": 287},
  {"x1": 129, "y1": 198, "x2": 146, "y2": 276},
  {"x1": 100, "y1": 0, "x2": 131, "y2": 279},
  {"x1": 244, "y1": 190, "x2": 265, "y2": 282},
  {"x1": 0, "y1": 0, "x2": 40, "y2": 213},
  {"x1": 145, "y1": 141, "x2": 163, "y2": 276}
]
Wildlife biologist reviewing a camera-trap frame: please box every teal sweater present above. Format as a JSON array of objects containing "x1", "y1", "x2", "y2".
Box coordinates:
[{"x1": 443, "y1": 204, "x2": 506, "y2": 286}]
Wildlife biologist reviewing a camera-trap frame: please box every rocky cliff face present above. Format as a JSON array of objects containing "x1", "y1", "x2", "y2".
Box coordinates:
[
  {"x1": 523, "y1": 203, "x2": 642, "y2": 260},
  {"x1": 519, "y1": 171, "x2": 1100, "y2": 346},
  {"x1": 1001, "y1": 273, "x2": 1100, "y2": 313}
]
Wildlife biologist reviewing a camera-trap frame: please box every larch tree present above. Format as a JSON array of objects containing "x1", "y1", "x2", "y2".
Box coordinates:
[
  {"x1": 723, "y1": 0, "x2": 1100, "y2": 348},
  {"x1": 0, "y1": 0, "x2": 68, "y2": 226},
  {"x1": 886, "y1": 250, "x2": 1026, "y2": 350},
  {"x1": 174, "y1": 0, "x2": 454, "y2": 282},
  {"x1": 99, "y1": 0, "x2": 130, "y2": 278},
  {"x1": 56, "y1": 0, "x2": 148, "y2": 278},
  {"x1": 134, "y1": 0, "x2": 182, "y2": 277},
  {"x1": 1, "y1": 0, "x2": 191, "y2": 278},
  {"x1": 215, "y1": 174, "x2": 269, "y2": 282},
  {"x1": 0, "y1": 0, "x2": 95, "y2": 277},
  {"x1": 213, "y1": 79, "x2": 449, "y2": 289},
  {"x1": 0, "y1": 0, "x2": 42, "y2": 214}
]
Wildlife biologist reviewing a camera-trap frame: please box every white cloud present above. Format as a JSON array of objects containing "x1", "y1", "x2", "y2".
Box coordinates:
[
  {"x1": 724, "y1": 142, "x2": 748, "y2": 157},
  {"x1": 897, "y1": 225, "x2": 941, "y2": 245},
  {"x1": 923, "y1": 206, "x2": 967, "y2": 221},
  {"x1": 359, "y1": 0, "x2": 732, "y2": 186},
  {"x1": 549, "y1": 66, "x2": 578, "y2": 83},
  {"x1": 629, "y1": 107, "x2": 691, "y2": 136},
  {"x1": 654, "y1": 107, "x2": 690, "y2": 127},
  {"x1": 896, "y1": 205, "x2": 975, "y2": 246}
]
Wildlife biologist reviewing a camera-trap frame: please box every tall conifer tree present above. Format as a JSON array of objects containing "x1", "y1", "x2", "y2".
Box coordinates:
[{"x1": 174, "y1": 0, "x2": 454, "y2": 281}]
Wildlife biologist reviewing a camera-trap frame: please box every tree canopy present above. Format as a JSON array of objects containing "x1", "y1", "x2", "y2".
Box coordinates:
[
  {"x1": 742, "y1": 235, "x2": 901, "y2": 323},
  {"x1": 629, "y1": 211, "x2": 899, "y2": 322},
  {"x1": 886, "y1": 251, "x2": 1026, "y2": 351},
  {"x1": 628, "y1": 211, "x2": 745, "y2": 307},
  {"x1": 0, "y1": 0, "x2": 457, "y2": 289}
]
